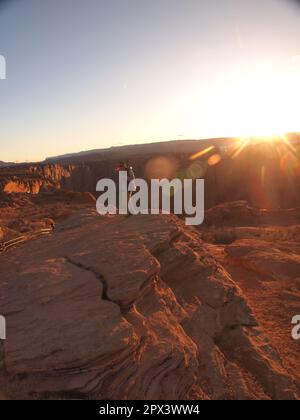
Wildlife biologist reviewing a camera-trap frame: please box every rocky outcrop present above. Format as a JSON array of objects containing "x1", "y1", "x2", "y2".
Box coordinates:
[
  {"x1": 3, "y1": 179, "x2": 44, "y2": 194},
  {"x1": 0, "y1": 164, "x2": 74, "y2": 194},
  {"x1": 0, "y1": 212, "x2": 298, "y2": 399},
  {"x1": 226, "y1": 239, "x2": 300, "y2": 282},
  {"x1": 203, "y1": 201, "x2": 300, "y2": 228}
]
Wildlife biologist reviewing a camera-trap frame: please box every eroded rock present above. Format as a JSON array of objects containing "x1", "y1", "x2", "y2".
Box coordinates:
[{"x1": 0, "y1": 212, "x2": 298, "y2": 399}]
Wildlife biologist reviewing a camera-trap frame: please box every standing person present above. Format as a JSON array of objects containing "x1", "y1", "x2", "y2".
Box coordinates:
[
  {"x1": 114, "y1": 161, "x2": 136, "y2": 212},
  {"x1": 115, "y1": 161, "x2": 128, "y2": 174},
  {"x1": 128, "y1": 165, "x2": 136, "y2": 199},
  {"x1": 127, "y1": 165, "x2": 137, "y2": 215}
]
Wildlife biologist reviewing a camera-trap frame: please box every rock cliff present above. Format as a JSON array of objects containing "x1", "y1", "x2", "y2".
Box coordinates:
[{"x1": 0, "y1": 164, "x2": 74, "y2": 194}]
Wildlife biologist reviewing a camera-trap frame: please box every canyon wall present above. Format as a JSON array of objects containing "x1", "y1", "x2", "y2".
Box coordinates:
[
  {"x1": 1, "y1": 138, "x2": 300, "y2": 209},
  {"x1": 0, "y1": 164, "x2": 74, "y2": 194}
]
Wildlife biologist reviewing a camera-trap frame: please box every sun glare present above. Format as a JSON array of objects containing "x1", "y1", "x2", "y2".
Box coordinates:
[
  {"x1": 231, "y1": 63, "x2": 299, "y2": 138},
  {"x1": 182, "y1": 61, "x2": 300, "y2": 140}
]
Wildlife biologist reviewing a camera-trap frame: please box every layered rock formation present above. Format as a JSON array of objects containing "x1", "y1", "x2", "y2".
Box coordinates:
[
  {"x1": 0, "y1": 210, "x2": 298, "y2": 400},
  {"x1": 0, "y1": 164, "x2": 74, "y2": 194},
  {"x1": 1, "y1": 136, "x2": 300, "y2": 209}
]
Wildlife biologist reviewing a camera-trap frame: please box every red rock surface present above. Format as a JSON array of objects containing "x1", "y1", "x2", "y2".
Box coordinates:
[
  {"x1": 1, "y1": 135, "x2": 300, "y2": 401},
  {"x1": 0, "y1": 164, "x2": 74, "y2": 194},
  {"x1": 0, "y1": 207, "x2": 298, "y2": 400},
  {"x1": 200, "y1": 202, "x2": 300, "y2": 396}
]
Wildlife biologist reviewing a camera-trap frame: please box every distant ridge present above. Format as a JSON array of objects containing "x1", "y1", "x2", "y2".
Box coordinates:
[
  {"x1": 44, "y1": 137, "x2": 234, "y2": 163},
  {"x1": 0, "y1": 161, "x2": 14, "y2": 168},
  {"x1": 44, "y1": 133, "x2": 300, "y2": 163}
]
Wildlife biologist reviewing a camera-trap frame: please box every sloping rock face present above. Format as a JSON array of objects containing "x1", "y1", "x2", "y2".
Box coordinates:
[
  {"x1": 199, "y1": 201, "x2": 300, "y2": 393},
  {"x1": 0, "y1": 212, "x2": 298, "y2": 399}
]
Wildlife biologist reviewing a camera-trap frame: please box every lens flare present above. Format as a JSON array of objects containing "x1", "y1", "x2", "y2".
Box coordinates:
[
  {"x1": 186, "y1": 161, "x2": 207, "y2": 179},
  {"x1": 231, "y1": 138, "x2": 251, "y2": 159},
  {"x1": 280, "y1": 151, "x2": 300, "y2": 176},
  {"x1": 145, "y1": 156, "x2": 177, "y2": 180},
  {"x1": 208, "y1": 154, "x2": 222, "y2": 166},
  {"x1": 279, "y1": 134, "x2": 297, "y2": 154},
  {"x1": 189, "y1": 146, "x2": 215, "y2": 161}
]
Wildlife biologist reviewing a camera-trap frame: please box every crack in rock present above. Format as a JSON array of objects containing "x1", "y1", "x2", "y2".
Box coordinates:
[{"x1": 64, "y1": 255, "x2": 110, "y2": 304}]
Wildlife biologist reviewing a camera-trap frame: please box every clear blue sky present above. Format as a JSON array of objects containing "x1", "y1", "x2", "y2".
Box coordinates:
[{"x1": 1, "y1": 0, "x2": 300, "y2": 162}]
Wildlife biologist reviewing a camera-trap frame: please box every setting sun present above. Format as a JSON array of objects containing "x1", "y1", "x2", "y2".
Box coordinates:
[
  {"x1": 180, "y1": 60, "x2": 300, "y2": 141},
  {"x1": 226, "y1": 64, "x2": 299, "y2": 137}
]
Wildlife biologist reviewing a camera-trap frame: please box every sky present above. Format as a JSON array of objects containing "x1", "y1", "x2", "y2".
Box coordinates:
[{"x1": 1, "y1": 0, "x2": 300, "y2": 162}]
